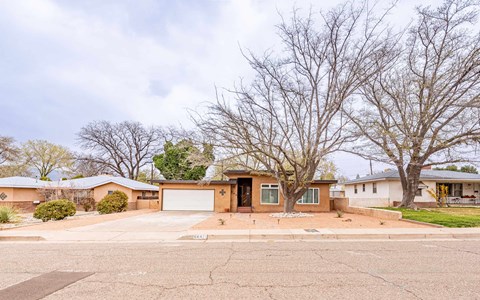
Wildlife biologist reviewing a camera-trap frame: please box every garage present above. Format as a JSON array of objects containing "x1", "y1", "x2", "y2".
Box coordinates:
[{"x1": 162, "y1": 189, "x2": 215, "y2": 211}]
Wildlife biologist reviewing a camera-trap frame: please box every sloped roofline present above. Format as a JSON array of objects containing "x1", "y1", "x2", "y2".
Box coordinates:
[
  {"x1": 345, "y1": 170, "x2": 480, "y2": 184},
  {"x1": 0, "y1": 176, "x2": 158, "y2": 191}
]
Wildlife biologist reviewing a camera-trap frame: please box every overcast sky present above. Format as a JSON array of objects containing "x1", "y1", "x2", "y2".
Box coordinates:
[{"x1": 0, "y1": 0, "x2": 440, "y2": 179}]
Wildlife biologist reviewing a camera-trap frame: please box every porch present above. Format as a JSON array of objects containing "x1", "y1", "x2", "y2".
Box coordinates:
[{"x1": 437, "y1": 182, "x2": 480, "y2": 206}]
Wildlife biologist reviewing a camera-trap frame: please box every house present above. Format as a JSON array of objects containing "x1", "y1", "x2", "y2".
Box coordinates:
[
  {"x1": 0, "y1": 175, "x2": 159, "y2": 212},
  {"x1": 154, "y1": 170, "x2": 336, "y2": 212},
  {"x1": 344, "y1": 170, "x2": 480, "y2": 208},
  {"x1": 330, "y1": 184, "x2": 345, "y2": 198}
]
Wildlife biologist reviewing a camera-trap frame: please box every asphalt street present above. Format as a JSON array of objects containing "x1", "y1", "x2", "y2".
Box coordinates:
[{"x1": 1, "y1": 240, "x2": 479, "y2": 299}]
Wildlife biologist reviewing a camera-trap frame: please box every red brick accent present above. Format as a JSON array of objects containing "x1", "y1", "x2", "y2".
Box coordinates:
[
  {"x1": 127, "y1": 202, "x2": 137, "y2": 210},
  {"x1": 1, "y1": 201, "x2": 44, "y2": 213}
]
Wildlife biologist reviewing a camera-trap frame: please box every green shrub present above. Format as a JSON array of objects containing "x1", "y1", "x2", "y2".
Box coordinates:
[
  {"x1": 33, "y1": 199, "x2": 76, "y2": 222},
  {"x1": 97, "y1": 191, "x2": 128, "y2": 214},
  {"x1": 0, "y1": 205, "x2": 20, "y2": 224},
  {"x1": 81, "y1": 198, "x2": 96, "y2": 212}
]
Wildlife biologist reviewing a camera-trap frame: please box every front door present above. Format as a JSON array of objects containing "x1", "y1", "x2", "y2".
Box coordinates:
[{"x1": 237, "y1": 178, "x2": 252, "y2": 207}]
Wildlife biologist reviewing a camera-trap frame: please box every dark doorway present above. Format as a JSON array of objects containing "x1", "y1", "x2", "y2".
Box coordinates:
[{"x1": 237, "y1": 178, "x2": 253, "y2": 207}]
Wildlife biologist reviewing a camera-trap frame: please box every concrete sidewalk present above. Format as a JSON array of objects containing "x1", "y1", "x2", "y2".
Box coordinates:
[{"x1": 2, "y1": 227, "x2": 480, "y2": 242}]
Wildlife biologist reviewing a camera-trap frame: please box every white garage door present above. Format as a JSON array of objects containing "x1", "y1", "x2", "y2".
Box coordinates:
[{"x1": 162, "y1": 189, "x2": 215, "y2": 211}]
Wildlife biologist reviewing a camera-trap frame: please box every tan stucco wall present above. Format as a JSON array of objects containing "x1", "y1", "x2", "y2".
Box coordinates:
[
  {"x1": 93, "y1": 183, "x2": 134, "y2": 203},
  {"x1": 0, "y1": 187, "x2": 43, "y2": 202},
  {"x1": 158, "y1": 183, "x2": 232, "y2": 212},
  {"x1": 0, "y1": 187, "x2": 14, "y2": 202},
  {"x1": 137, "y1": 199, "x2": 160, "y2": 209},
  {"x1": 1, "y1": 184, "x2": 158, "y2": 212},
  {"x1": 0, "y1": 187, "x2": 45, "y2": 212},
  {"x1": 226, "y1": 174, "x2": 331, "y2": 212},
  {"x1": 93, "y1": 183, "x2": 159, "y2": 210}
]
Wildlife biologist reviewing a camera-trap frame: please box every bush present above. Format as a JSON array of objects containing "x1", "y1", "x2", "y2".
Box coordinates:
[
  {"x1": 336, "y1": 209, "x2": 344, "y2": 218},
  {"x1": 81, "y1": 198, "x2": 96, "y2": 212},
  {"x1": 33, "y1": 199, "x2": 76, "y2": 222},
  {"x1": 97, "y1": 191, "x2": 128, "y2": 214},
  {"x1": 0, "y1": 205, "x2": 20, "y2": 223}
]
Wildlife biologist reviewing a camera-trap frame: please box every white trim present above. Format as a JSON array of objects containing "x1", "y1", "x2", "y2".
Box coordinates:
[
  {"x1": 297, "y1": 188, "x2": 320, "y2": 205},
  {"x1": 260, "y1": 183, "x2": 280, "y2": 205}
]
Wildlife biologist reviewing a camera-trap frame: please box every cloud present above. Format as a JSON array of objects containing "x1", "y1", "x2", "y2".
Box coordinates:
[{"x1": 0, "y1": 0, "x2": 428, "y2": 177}]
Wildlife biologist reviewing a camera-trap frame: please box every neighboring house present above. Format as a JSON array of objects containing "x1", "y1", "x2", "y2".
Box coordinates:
[
  {"x1": 0, "y1": 175, "x2": 159, "y2": 212},
  {"x1": 154, "y1": 170, "x2": 336, "y2": 213},
  {"x1": 344, "y1": 170, "x2": 480, "y2": 208},
  {"x1": 330, "y1": 184, "x2": 345, "y2": 198}
]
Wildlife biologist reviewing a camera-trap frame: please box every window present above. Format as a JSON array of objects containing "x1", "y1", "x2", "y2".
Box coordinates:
[
  {"x1": 261, "y1": 184, "x2": 279, "y2": 204},
  {"x1": 362, "y1": 184, "x2": 366, "y2": 192},
  {"x1": 452, "y1": 183, "x2": 463, "y2": 197},
  {"x1": 107, "y1": 190, "x2": 114, "y2": 195},
  {"x1": 372, "y1": 183, "x2": 377, "y2": 194},
  {"x1": 415, "y1": 189, "x2": 422, "y2": 196},
  {"x1": 297, "y1": 188, "x2": 319, "y2": 204},
  {"x1": 354, "y1": 185, "x2": 358, "y2": 194}
]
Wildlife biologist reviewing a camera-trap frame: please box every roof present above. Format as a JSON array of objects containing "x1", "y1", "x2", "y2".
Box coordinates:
[
  {"x1": 154, "y1": 179, "x2": 237, "y2": 185},
  {"x1": 222, "y1": 169, "x2": 337, "y2": 183},
  {"x1": 345, "y1": 170, "x2": 480, "y2": 184},
  {"x1": 0, "y1": 175, "x2": 158, "y2": 191},
  {"x1": 0, "y1": 176, "x2": 48, "y2": 188},
  {"x1": 312, "y1": 180, "x2": 338, "y2": 184}
]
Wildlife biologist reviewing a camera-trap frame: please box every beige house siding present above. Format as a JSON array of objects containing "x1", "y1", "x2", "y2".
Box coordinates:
[
  {"x1": 93, "y1": 183, "x2": 138, "y2": 210},
  {"x1": 344, "y1": 181, "x2": 390, "y2": 207},
  {"x1": 345, "y1": 179, "x2": 438, "y2": 207}
]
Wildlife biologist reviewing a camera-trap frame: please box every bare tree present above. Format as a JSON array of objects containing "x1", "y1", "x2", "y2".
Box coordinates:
[
  {"x1": 77, "y1": 121, "x2": 162, "y2": 180},
  {"x1": 346, "y1": 0, "x2": 480, "y2": 208},
  {"x1": 0, "y1": 136, "x2": 19, "y2": 165},
  {"x1": 0, "y1": 136, "x2": 29, "y2": 177},
  {"x1": 70, "y1": 153, "x2": 109, "y2": 177},
  {"x1": 0, "y1": 164, "x2": 32, "y2": 178},
  {"x1": 37, "y1": 182, "x2": 92, "y2": 204},
  {"x1": 22, "y1": 140, "x2": 74, "y2": 179},
  {"x1": 196, "y1": 3, "x2": 393, "y2": 212}
]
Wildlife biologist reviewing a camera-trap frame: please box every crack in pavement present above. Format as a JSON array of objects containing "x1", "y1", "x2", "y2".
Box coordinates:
[
  {"x1": 314, "y1": 251, "x2": 423, "y2": 300},
  {"x1": 434, "y1": 244, "x2": 480, "y2": 257},
  {"x1": 208, "y1": 246, "x2": 235, "y2": 285}
]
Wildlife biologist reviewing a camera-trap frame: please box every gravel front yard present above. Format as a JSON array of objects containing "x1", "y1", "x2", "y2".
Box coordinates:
[
  {"x1": 1, "y1": 209, "x2": 156, "y2": 231},
  {"x1": 192, "y1": 212, "x2": 431, "y2": 230}
]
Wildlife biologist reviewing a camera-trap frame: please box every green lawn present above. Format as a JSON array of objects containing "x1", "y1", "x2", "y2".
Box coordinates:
[{"x1": 381, "y1": 207, "x2": 480, "y2": 228}]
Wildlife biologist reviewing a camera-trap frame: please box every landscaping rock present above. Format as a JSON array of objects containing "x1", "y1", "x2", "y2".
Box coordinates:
[{"x1": 269, "y1": 212, "x2": 313, "y2": 218}]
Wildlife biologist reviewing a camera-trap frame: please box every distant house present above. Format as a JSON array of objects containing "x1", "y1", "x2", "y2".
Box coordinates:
[
  {"x1": 0, "y1": 175, "x2": 159, "y2": 212},
  {"x1": 329, "y1": 184, "x2": 345, "y2": 198},
  {"x1": 344, "y1": 170, "x2": 480, "y2": 208},
  {"x1": 154, "y1": 170, "x2": 336, "y2": 213}
]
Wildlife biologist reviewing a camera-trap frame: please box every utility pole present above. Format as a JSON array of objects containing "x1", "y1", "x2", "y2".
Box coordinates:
[{"x1": 150, "y1": 161, "x2": 154, "y2": 184}]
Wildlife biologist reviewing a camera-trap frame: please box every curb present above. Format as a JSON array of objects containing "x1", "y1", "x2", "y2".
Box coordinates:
[
  {"x1": 400, "y1": 219, "x2": 444, "y2": 228},
  {"x1": 179, "y1": 233, "x2": 480, "y2": 241},
  {"x1": 0, "y1": 236, "x2": 45, "y2": 241}
]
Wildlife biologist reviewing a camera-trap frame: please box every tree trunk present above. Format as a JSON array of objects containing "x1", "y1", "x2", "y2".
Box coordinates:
[
  {"x1": 284, "y1": 196, "x2": 296, "y2": 213},
  {"x1": 398, "y1": 165, "x2": 422, "y2": 209}
]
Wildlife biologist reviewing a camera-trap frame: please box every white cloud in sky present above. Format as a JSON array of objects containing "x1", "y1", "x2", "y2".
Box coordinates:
[{"x1": 0, "y1": 0, "x2": 437, "y2": 178}]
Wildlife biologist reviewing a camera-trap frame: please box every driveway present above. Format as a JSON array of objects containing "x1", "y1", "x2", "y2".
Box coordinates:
[
  {"x1": 69, "y1": 211, "x2": 213, "y2": 233},
  {"x1": 0, "y1": 211, "x2": 213, "y2": 242}
]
